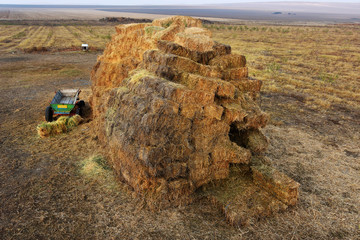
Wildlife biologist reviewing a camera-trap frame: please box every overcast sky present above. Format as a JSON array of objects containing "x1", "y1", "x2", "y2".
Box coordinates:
[{"x1": 1, "y1": 0, "x2": 359, "y2": 5}]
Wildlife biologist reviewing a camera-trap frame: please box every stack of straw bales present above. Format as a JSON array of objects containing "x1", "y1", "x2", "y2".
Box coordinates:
[
  {"x1": 37, "y1": 115, "x2": 82, "y2": 138},
  {"x1": 90, "y1": 16, "x2": 299, "y2": 219}
]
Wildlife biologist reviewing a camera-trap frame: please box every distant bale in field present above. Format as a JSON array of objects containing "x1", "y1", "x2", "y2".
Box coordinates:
[
  {"x1": 90, "y1": 16, "x2": 299, "y2": 222},
  {"x1": 37, "y1": 115, "x2": 82, "y2": 138}
]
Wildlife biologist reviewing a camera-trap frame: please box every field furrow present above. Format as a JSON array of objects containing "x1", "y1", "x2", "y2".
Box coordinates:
[
  {"x1": 66, "y1": 26, "x2": 100, "y2": 48},
  {"x1": 1, "y1": 26, "x2": 34, "y2": 51},
  {"x1": 17, "y1": 26, "x2": 52, "y2": 49},
  {"x1": 0, "y1": 25, "x2": 25, "y2": 41},
  {"x1": 34, "y1": 26, "x2": 52, "y2": 47},
  {"x1": 16, "y1": 26, "x2": 42, "y2": 49},
  {"x1": 52, "y1": 26, "x2": 82, "y2": 49},
  {"x1": 44, "y1": 28, "x2": 55, "y2": 48}
]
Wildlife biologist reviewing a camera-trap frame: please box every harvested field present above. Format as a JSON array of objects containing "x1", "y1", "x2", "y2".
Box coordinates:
[
  {"x1": 206, "y1": 23, "x2": 360, "y2": 111},
  {"x1": 0, "y1": 19, "x2": 359, "y2": 239},
  {"x1": 0, "y1": 24, "x2": 115, "y2": 53}
]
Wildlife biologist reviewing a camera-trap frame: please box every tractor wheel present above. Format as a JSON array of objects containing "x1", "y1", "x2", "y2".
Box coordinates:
[
  {"x1": 78, "y1": 100, "x2": 85, "y2": 108},
  {"x1": 76, "y1": 107, "x2": 82, "y2": 116},
  {"x1": 45, "y1": 106, "x2": 53, "y2": 122}
]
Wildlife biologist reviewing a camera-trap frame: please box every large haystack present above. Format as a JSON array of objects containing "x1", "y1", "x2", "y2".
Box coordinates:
[{"x1": 90, "y1": 16, "x2": 299, "y2": 224}]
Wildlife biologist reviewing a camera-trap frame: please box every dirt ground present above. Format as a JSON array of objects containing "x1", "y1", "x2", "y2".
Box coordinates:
[{"x1": 0, "y1": 50, "x2": 359, "y2": 239}]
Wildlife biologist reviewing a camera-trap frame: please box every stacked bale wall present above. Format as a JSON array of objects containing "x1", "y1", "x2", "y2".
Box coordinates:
[{"x1": 90, "y1": 16, "x2": 299, "y2": 210}]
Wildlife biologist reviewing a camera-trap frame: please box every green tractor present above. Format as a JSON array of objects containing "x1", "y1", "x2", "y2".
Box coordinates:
[{"x1": 45, "y1": 89, "x2": 85, "y2": 122}]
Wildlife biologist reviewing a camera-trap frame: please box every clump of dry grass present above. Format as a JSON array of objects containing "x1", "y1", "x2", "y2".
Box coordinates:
[
  {"x1": 37, "y1": 115, "x2": 82, "y2": 138},
  {"x1": 78, "y1": 155, "x2": 119, "y2": 191}
]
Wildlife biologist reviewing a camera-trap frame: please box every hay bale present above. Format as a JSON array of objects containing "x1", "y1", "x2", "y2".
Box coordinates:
[
  {"x1": 201, "y1": 166, "x2": 288, "y2": 226},
  {"x1": 90, "y1": 16, "x2": 299, "y2": 215},
  {"x1": 152, "y1": 16, "x2": 202, "y2": 28},
  {"x1": 37, "y1": 115, "x2": 83, "y2": 138},
  {"x1": 251, "y1": 164, "x2": 300, "y2": 206},
  {"x1": 209, "y1": 54, "x2": 246, "y2": 69},
  {"x1": 184, "y1": 27, "x2": 212, "y2": 37},
  {"x1": 174, "y1": 33, "x2": 214, "y2": 52}
]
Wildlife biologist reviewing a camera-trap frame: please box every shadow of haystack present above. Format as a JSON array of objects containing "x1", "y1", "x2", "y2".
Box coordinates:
[{"x1": 90, "y1": 16, "x2": 299, "y2": 225}]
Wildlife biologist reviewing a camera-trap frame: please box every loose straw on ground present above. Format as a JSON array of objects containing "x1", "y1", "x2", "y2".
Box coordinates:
[{"x1": 37, "y1": 115, "x2": 82, "y2": 138}]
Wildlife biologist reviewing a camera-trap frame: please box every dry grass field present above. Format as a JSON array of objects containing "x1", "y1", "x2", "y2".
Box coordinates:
[
  {"x1": 0, "y1": 24, "x2": 115, "y2": 52},
  {"x1": 207, "y1": 23, "x2": 360, "y2": 111},
  {"x1": 0, "y1": 19, "x2": 359, "y2": 239}
]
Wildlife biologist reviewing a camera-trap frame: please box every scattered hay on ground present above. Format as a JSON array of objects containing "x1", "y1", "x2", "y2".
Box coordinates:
[
  {"x1": 78, "y1": 155, "x2": 119, "y2": 191},
  {"x1": 36, "y1": 114, "x2": 82, "y2": 138}
]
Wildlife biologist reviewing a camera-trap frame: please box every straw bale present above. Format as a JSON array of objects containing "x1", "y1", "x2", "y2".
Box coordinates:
[
  {"x1": 152, "y1": 16, "x2": 202, "y2": 28},
  {"x1": 164, "y1": 162, "x2": 188, "y2": 179},
  {"x1": 230, "y1": 79, "x2": 262, "y2": 93},
  {"x1": 243, "y1": 111, "x2": 269, "y2": 129},
  {"x1": 179, "y1": 103, "x2": 202, "y2": 119},
  {"x1": 221, "y1": 103, "x2": 247, "y2": 124},
  {"x1": 202, "y1": 166, "x2": 288, "y2": 226},
  {"x1": 223, "y1": 67, "x2": 249, "y2": 80},
  {"x1": 184, "y1": 27, "x2": 212, "y2": 37},
  {"x1": 209, "y1": 54, "x2": 246, "y2": 69},
  {"x1": 174, "y1": 32, "x2": 214, "y2": 52},
  {"x1": 153, "y1": 24, "x2": 185, "y2": 42},
  {"x1": 90, "y1": 16, "x2": 299, "y2": 213},
  {"x1": 115, "y1": 23, "x2": 150, "y2": 35},
  {"x1": 142, "y1": 49, "x2": 222, "y2": 79},
  {"x1": 37, "y1": 115, "x2": 83, "y2": 138},
  {"x1": 188, "y1": 153, "x2": 212, "y2": 186},
  {"x1": 144, "y1": 26, "x2": 165, "y2": 36},
  {"x1": 157, "y1": 40, "x2": 223, "y2": 65},
  {"x1": 242, "y1": 129, "x2": 269, "y2": 153},
  {"x1": 213, "y1": 41, "x2": 231, "y2": 55},
  {"x1": 252, "y1": 164, "x2": 300, "y2": 206},
  {"x1": 67, "y1": 114, "x2": 82, "y2": 128},
  {"x1": 224, "y1": 142, "x2": 252, "y2": 164},
  {"x1": 216, "y1": 80, "x2": 236, "y2": 98},
  {"x1": 204, "y1": 104, "x2": 223, "y2": 120},
  {"x1": 183, "y1": 74, "x2": 219, "y2": 93}
]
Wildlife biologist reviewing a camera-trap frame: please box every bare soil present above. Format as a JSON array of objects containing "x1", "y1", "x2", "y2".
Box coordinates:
[{"x1": 0, "y1": 51, "x2": 359, "y2": 239}]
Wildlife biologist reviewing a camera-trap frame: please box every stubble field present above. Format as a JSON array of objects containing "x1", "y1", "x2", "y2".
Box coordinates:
[
  {"x1": 0, "y1": 23, "x2": 114, "y2": 52},
  {"x1": 0, "y1": 18, "x2": 359, "y2": 239}
]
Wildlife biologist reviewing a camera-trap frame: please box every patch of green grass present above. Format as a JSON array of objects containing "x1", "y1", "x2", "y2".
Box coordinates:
[
  {"x1": 266, "y1": 62, "x2": 281, "y2": 75},
  {"x1": 318, "y1": 72, "x2": 338, "y2": 83}
]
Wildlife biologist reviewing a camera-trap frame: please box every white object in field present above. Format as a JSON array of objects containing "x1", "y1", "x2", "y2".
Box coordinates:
[{"x1": 81, "y1": 44, "x2": 89, "y2": 51}]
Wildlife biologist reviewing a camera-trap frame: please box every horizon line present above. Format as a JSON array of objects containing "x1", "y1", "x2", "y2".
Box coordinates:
[{"x1": 1, "y1": 1, "x2": 359, "y2": 6}]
